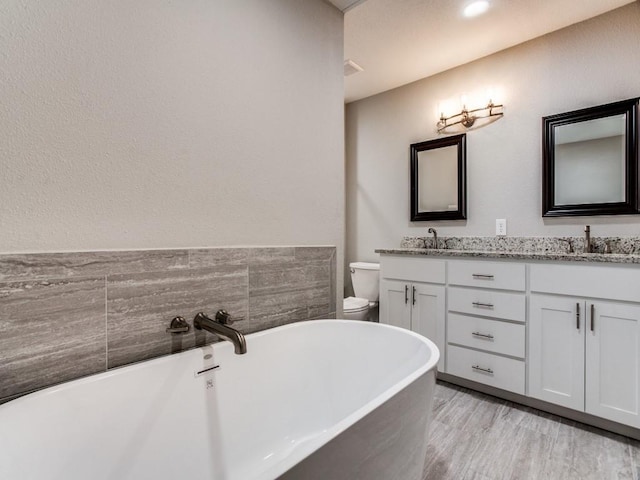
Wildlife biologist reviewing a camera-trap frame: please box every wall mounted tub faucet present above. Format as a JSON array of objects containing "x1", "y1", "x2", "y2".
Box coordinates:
[{"x1": 194, "y1": 310, "x2": 247, "y2": 355}]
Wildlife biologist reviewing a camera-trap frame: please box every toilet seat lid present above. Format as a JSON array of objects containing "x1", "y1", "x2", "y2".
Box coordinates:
[{"x1": 343, "y1": 296, "x2": 369, "y2": 311}]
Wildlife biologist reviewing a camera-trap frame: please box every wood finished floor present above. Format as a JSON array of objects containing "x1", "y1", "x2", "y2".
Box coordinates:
[{"x1": 423, "y1": 381, "x2": 640, "y2": 480}]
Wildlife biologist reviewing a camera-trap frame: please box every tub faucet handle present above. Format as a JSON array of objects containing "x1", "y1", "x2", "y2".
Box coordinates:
[
  {"x1": 166, "y1": 316, "x2": 190, "y2": 334},
  {"x1": 215, "y1": 309, "x2": 232, "y2": 325}
]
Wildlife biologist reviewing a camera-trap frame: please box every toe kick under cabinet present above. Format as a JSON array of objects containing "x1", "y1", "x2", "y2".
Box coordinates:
[{"x1": 378, "y1": 252, "x2": 640, "y2": 432}]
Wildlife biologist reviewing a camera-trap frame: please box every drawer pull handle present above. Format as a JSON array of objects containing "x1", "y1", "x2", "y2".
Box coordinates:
[
  {"x1": 412, "y1": 286, "x2": 417, "y2": 306},
  {"x1": 472, "y1": 365, "x2": 494, "y2": 375},
  {"x1": 472, "y1": 301, "x2": 494, "y2": 308},
  {"x1": 404, "y1": 285, "x2": 408, "y2": 305},
  {"x1": 591, "y1": 304, "x2": 595, "y2": 332},
  {"x1": 472, "y1": 274, "x2": 494, "y2": 279},
  {"x1": 471, "y1": 331, "x2": 494, "y2": 340},
  {"x1": 576, "y1": 303, "x2": 580, "y2": 330}
]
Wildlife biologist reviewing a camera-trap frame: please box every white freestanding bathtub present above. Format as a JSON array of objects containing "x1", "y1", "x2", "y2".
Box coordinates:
[{"x1": 0, "y1": 320, "x2": 439, "y2": 480}]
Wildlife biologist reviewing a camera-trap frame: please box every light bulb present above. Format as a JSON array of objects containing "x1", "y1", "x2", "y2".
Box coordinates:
[{"x1": 463, "y1": 1, "x2": 490, "y2": 18}]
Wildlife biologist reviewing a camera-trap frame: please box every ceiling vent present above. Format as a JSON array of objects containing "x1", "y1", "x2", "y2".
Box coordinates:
[{"x1": 344, "y1": 59, "x2": 364, "y2": 77}]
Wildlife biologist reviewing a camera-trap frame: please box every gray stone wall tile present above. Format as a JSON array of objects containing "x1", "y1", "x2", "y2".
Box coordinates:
[
  {"x1": 0, "y1": 276, "x2": 106, "y2": 400},
  {"x1": 188, "y1": 248, "x2": 249, "y2": 268},
  {"x1": 330, "y1": 249, "x2": 337, "y2": 313},
  {"x1": 249, "y1": 262, "x2": 330, "y2": 296},
  {"x1": 294, "y1": 246, "x2": 335, "y2": 261},
  {"x1": 310, "y1": 311, "x2": 337, "y2": 320},
  {"x1": 0, "y1": 245, "x2": 336, "y2": 400},
  {"x1": 248, "y1": 286, "x2": 331, "y2": 332},
  {"x1": 0, "y1": 250, "x2": 188, "y2": 282},
  {"x1": 248, "y1": 290, "x2": 313, "y2": 332},
  {"x1": 248, "y1": 247, "x2": 296, "y2": 265},
  {"x1": 106, "y1": 266, "x2": 248, "y2": 368}
]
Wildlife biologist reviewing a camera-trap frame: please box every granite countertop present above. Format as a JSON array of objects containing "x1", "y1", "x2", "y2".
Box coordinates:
[
  {"x1": 375, "y1": 247, "x2": 640, "y2": 264},
  {"x1": 375, "y1": 236, "x2": 640, "y2": 265}
]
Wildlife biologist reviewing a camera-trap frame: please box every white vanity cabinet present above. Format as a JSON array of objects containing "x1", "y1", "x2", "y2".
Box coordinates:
[
  {"x1": 446, "y1": 260, "x2": 526, "y2": 394},
  {"x1": 379, "y1": 256, "x2": 446, "y2": 371},
  {"x1": 529, "y1": 264, "x2": 640, "y2": 428},
  {"x1": 377, "y1": 249, "x2": 640, "y2": 434}
]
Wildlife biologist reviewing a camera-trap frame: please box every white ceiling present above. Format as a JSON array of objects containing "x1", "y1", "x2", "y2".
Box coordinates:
[{"x1": 339, "y1": 0, "x2": 635, "y2": 103}]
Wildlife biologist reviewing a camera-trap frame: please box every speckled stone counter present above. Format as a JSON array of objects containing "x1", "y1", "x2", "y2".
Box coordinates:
[{"x1": 375, "y1": 236, "x2": 640, "y2": 264}]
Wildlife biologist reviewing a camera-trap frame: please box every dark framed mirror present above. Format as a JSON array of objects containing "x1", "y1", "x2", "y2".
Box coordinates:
[
  {"x1": 542, "y1": 98, "x2": 639, "y2": 217},
  {"x1": 410, "y1": 133, "x2": 466, "y2": 221}
]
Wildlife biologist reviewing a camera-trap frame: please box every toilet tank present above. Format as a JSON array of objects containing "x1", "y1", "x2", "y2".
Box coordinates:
[{"x1": 350, "y1": 262, "x2": 380, "y2": 301}]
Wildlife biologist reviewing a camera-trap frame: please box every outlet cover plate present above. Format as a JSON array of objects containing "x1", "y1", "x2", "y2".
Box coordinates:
[{"x1": 496, "y1": 219, "x2": 507, "y2": 236}]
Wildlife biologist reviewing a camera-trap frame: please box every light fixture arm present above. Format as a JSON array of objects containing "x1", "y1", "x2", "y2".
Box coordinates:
[{"x1": 437, "y1": 100, "x2": 504, "y2": 133}]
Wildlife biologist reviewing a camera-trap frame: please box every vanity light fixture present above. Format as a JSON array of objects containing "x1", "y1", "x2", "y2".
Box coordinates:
[{"x1": 436, "y1": 100, "x2": 504, "y2": 134}]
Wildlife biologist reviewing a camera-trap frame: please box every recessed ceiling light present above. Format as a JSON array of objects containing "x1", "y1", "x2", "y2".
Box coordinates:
[{"x1": 463, "y1": 0, "x2": 490, "y2": 18}]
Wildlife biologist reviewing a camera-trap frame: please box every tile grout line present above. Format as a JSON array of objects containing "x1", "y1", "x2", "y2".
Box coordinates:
[{"x1": 628, "y1": 441, "x2": 638, "y2": 480}]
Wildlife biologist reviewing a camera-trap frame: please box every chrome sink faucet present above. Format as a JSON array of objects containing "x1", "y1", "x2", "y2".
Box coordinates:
[
  {"x1": 584, "y1": 225, "x2": 592, "y2": 253},
  {"x1": 194, "y1": 310, "x2": 247, "y2": 355},
  {"x1": 428, "y1": 227, "x2": 438, "y2": 249}
]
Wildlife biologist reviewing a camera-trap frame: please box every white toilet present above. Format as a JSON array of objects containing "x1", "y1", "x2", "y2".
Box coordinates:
[{"x1": 343, "y1": 262, "x2": 380, "y2": 321}]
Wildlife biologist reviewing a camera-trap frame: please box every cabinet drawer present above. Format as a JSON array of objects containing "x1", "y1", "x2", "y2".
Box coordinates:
[
  {"x1": 530, "y1": 263, "x2": 640, "y2": 303},
  {"x1": 448, "y1": 260, "x2": 525, "y2": 291},
  {"x1": 447, "y1": 345, "x2": 525, "y2": 394},
  {"x1": 448, "y1": 286, "x2": 525, "y2": 322},
  {"x1": 380, "y1": 255, "x2": 445, "y2": 284},
  {"x1": 448, "y1": 313, "x2": 525, "y2": 358}
]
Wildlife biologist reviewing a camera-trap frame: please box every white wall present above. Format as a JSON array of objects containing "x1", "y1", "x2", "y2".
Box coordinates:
[
  {"x1": 0, "y1": 0, "x2": 344, "y2": 305},
  {"x1": 345, "y1": 3, "x2": 640, "y2": 275},
  {"x1": 0, "y1": 0, "x2": 344, "y2": 247}
]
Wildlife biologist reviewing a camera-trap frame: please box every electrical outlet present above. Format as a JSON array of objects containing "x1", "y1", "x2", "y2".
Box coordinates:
[{"x1": 496, "y1": 219, "x2": 507, "y2": 236}]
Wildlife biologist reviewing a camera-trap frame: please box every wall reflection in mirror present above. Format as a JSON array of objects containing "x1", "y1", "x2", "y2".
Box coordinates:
[
  {"x1": 543, "y1": 98, "x2": 639, "y2": 217},
  {"x1": 411, "y1": 134, "x2": 466, "y2": 221}
]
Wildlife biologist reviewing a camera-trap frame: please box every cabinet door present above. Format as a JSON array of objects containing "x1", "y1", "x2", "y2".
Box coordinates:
[
  {"x1": 586, "y1": 301, "x2": 640, "y2": 428},
  {"x1": 529, "y1": 295, "x2": 584, "y2": 410},
  {"x1": 379, "y1": 279, "x2": 411, "y2": 331},
  {"x1": 411, "y1": 283, "x2": 445, "y2": 372}
]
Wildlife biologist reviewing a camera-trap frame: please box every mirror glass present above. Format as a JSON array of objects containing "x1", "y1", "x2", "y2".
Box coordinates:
[
  {"x1": 543, "y1": 98, "x2": 638, "y2": 217},
  {"x1": 411, "y1": 134, "x2": 466, "y2": 221},
  {"x1": 417, "y1": 145, "x2": 459, "y2": 212},
  {"x1": 554, "y1": 115, "x2": 625, "y2": 205}
]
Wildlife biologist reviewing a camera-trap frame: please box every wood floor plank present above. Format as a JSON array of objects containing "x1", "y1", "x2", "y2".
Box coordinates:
[{"x1": 424, "y1": 382, "x2": 638, "y2": 480}]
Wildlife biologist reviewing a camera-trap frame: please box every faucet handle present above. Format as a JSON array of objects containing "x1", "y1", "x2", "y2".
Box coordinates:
[
  {"x1": 166, "y1": 316, "x2": 190, "y2": 334},
  {"x1": 558, "y1": 238, "x2": 574, "y2": 253},
  {"x1": 215, "y1": 309, "x2": 232, "y2": 325}
]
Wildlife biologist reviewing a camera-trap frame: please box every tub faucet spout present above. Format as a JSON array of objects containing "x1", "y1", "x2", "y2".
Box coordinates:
[{"x1": 194, "y1": 311, "x2": 247, "y2": 355}]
